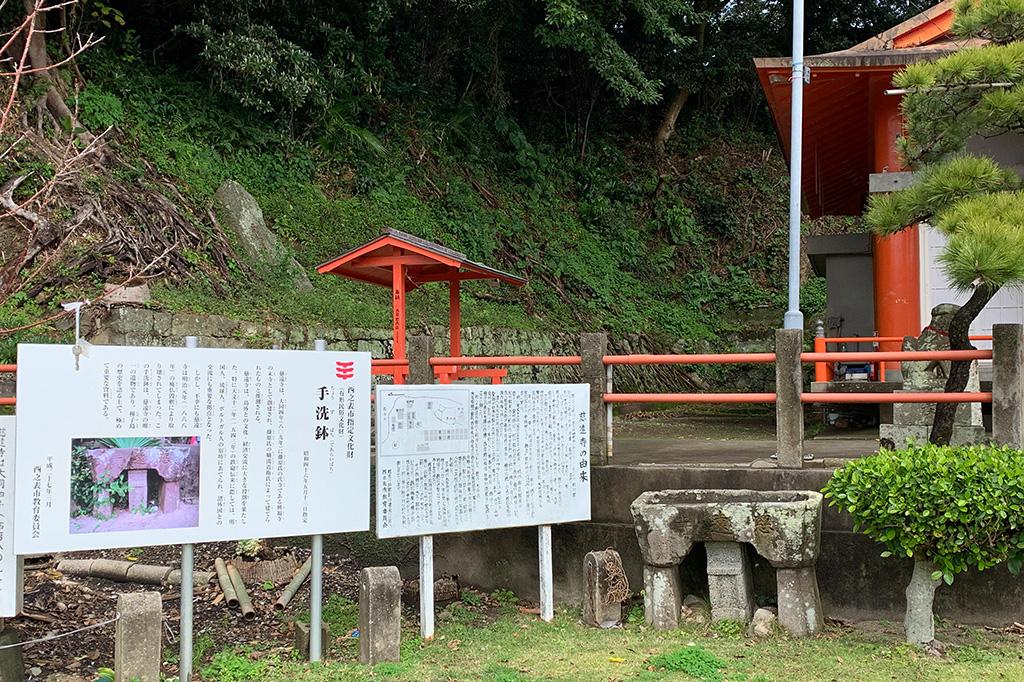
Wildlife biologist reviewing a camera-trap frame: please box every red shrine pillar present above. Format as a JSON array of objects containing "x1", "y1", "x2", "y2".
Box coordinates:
[{"x1": 870, "y1": 76, "x2": 921, "y2": 359}]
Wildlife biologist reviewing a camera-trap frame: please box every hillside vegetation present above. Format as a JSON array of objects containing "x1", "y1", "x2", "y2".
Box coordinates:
[{"x1": 0, "y1": 0, "x2": 926, "y2": 358}]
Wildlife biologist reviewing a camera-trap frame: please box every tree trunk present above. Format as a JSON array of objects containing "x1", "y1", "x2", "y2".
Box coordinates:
[
  {"x1": 18, "y1": 0, "x2": 85, "y2": 133},
  {"x1": 905, "y1": 558, "x2": 941, "y2": 647},
  {"x1": 929, "y1": 284, "x2": 997, "y2": 445},
  {"x1": 653, "y1": 88, "x2": 691, "y2": 157}
]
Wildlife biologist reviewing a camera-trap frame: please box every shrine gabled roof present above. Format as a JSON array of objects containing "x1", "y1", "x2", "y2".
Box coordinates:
[
  {"x1": 316, "y1": 228, "x2": 526, "y2": 291},
  {"x1": 752, "y1": 1, "x2": 978, "y2": 218}
]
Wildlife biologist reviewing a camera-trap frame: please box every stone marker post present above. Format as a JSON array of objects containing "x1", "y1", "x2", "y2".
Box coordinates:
[
  {"x1": 582, "y1": 550, "x2": 624, "y2": 628},
  {"x1": 0, "y1": 619, "x2": 25, "y2": 682},
  {"x1": 993, "y1": 324, "x2": 1024, "y2": 448},
  {"x1": 408, "y1": 335, "x2": 434, "y2": 385},
  {"x1": 358, "y1": 566, "x2": 402, "y2": 664},
  {"x1": 581, "y1": 333, "x2": 608, "y2": 466},
  {"x1": 775, "y1": 329, "x2": 804, "y2": 468},
  {"x1": 114, "y1": 592, "x2": 162, "y2": 682}
]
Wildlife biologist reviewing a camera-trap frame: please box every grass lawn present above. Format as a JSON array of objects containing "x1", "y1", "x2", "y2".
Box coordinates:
[{"x1": 196, "y1": 605, "x2": 1024, "y2": 682}]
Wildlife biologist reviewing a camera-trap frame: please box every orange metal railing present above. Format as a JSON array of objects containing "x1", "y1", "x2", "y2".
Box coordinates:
[
  {"x1": 812, "y1": 335, "x2": 995, "y2": 382},
  {"x1": 603, "y1": 353, "x2": 775, "y2": 365}
]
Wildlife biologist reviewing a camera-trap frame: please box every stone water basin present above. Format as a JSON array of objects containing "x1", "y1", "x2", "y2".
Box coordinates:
[{"x1": 630, "y1": 489, "x2": 824, "y2": 637}]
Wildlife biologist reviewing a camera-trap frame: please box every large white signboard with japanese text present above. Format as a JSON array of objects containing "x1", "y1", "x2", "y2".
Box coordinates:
[
  {"x1": 375, "y1": 384, "x2": 590, "y2": 538},
  {"x1": 14, "y1": 344, "x2": 371, "y2": 553},
  {"x1": 0, "y1": 416, "x2": 18, "y2": 617}
]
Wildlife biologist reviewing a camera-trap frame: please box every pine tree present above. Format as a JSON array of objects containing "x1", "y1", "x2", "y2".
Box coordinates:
[{"x1": 867, "y1": 0, "x2": 1024, "y2": 445}]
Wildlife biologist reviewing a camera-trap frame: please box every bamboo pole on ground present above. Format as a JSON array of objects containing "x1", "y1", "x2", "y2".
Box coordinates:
[
  {"x1": 226, "y1": 562, "x2": 255, "y2": 619},
  {"x1": 215, "y1": 558, "x2": 239, "y2": 608},
  {"x1": 275, "y1": 558, "x2": 312, "y2": 611}
]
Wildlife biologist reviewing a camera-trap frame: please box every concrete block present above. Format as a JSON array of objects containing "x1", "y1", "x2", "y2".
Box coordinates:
[
  {"x1": 294, "y1": 621, "x2": 331, "y2": 660},
  {"x1": 993, "y1": 324, "x2": 1024, "y2": 448},
  {"x1": 774, "y1": 329, "x2": 804, "y2": 468},
  {"x1": 114, "y1": 592, "x2": 162, "y2": 682},
  {"x1": 705, "y1": 542, "x2": 754, "y2": 623},
  {"x1": 358, "y1": 566, "x2": 402, "y2": 664},
  {"x1": 580, "y1": 333, "x2": 607, "y2": 466},
  {"x1": 643, "y1": 565, "x2": 682, "y2": 630},
  {"x1": 0, "y1": 626, "x2": 24, "y2": 682},
  {"x1": 582, "y1": 550, "x2": 624, "y2": 628},
  {"x1": 776, "y1": 566, "x2": 823, "y2": 637}
]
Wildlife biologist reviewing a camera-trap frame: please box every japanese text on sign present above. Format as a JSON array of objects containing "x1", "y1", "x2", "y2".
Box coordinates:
[{"x1": 375, "y1": 384, "x2": 590, "y2": 538}]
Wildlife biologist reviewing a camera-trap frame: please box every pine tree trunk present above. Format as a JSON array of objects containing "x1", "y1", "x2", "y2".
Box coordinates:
[
  {"x1": 905, "y1": 558, "x2": 941, "y2": 646},
  {"x1": 929, "y1": 284, "x2": 996, "y2": 445}
]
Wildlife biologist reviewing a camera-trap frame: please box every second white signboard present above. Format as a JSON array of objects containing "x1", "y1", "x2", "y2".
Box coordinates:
[
  {"x1": 375, "y1": 384, "x2": 591, "y2": 538},
  {"x1": 15, "y1": 344, "x2": 371, "y2": 553}
]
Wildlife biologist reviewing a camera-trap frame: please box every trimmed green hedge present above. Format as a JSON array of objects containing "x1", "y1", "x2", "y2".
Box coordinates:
[{"x1": 823, "y1": 443, "x2": 1024, "y2": 584}]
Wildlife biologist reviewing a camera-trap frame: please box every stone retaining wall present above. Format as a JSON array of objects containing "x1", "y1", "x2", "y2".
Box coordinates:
[{"x1": 77, "y1": 306, "x2": 779, "y2": 393}]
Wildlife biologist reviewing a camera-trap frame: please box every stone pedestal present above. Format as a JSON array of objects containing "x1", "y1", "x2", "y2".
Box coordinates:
[
  {"x1": 358, "y1": 566, "x2": 402, "y2": 664},
  {"x1": 705, "y1": 542, "x2": 754, "y2": 623},
  {"x1": 159, "y1": 481, "x2": 180, "y2": 514},
  {"x1": 128, "y1": 469, "x2": 148, "y2": 511},
  {"x1": 643, "y1": 565, "x2": 682, "y2": 630},
  {"x1": 114, "y1": 592, "x2": 162, "y2": 682},
  {"x1": 582, "y1": 550, "x2": 624, "y2": 628},
  {"x1": 879, "y1": 304, "x2": 985, "y2": 448},
  {"x1": 777, "y1": 566, "x2": 823, "y2": 637}
]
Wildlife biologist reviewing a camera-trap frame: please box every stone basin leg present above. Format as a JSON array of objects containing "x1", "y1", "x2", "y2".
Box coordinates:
[
  {"x1": 776, "y1": 566, "x2": 823, "y2": 637},
  {"x1": 705, "y1": 542, "x2": 754, "y2": 623},
  {"x1": 643, "y1": 565, "x2": 682, "y2": 629},
  {"x1": 159, "y1": 480, "x2": 180, "y2": 514},
  {"x1": 128, "y1": 469, "x2": 148, "y2": 512}
]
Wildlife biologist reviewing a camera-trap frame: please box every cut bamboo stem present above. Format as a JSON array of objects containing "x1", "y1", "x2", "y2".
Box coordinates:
[
  {"x1": 215, "y1": 558, "x2": 239, "y2": 608},
  {"x1": 275, "y1": 557, "x2": 312, "y2": 611},
  {"x1": 226, "y1": 562, "x2": 255, "y2": 619}
]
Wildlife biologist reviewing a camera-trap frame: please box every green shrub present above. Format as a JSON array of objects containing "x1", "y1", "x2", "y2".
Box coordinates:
[
  {"x1": 823, "y1": 443, "x2": 1024, "y2": 584},
  {"x1": 647, "y1": 645, "x2": 726, "y2": 681},
  {"x1": 199, "y1": 649, "x2": 266, "y2": 681}
]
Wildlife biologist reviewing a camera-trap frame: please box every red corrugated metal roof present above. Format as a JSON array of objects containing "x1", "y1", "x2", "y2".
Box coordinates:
[{"x1": 754, "y1": 1, "x2": 967, "y2": 218}]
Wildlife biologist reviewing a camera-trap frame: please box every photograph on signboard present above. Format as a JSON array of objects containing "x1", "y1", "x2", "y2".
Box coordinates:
[{"x1": 69, "y1": 436, "x2": 200, "y2": 534}]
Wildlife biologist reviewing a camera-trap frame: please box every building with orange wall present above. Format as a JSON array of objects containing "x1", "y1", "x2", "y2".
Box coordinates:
[{"x1": 755, "y1": 1, "x2": 1022, "y2": 368}]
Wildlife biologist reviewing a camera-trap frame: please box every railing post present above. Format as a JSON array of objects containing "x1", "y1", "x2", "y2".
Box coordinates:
[
  {"x1": 408, "y1": 335, "x2": 434, "y2": 385},
  {"x1": 813, "y1": 321, "x2": 828, "y2": 383},
  {"x1": 581, "y1": 333, "x2": 608, "y2": 466},
  {"x1": 992, "y1": 323, "x2": 1024, "y2": 448},
  {"x1": 775, "y1": 329, "x2": 804, "y2": 468}
]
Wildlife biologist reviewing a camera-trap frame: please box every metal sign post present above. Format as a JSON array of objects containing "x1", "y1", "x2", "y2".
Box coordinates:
[
  {"x1": 420, "y1": 535, "x2": 434, "y2": 639},
  {"x1": 538, "y1": 525, "x2": 553, "y2": 622},
  {"x1": 310, "y1": 339, "x2": 327, "y2": 662},
  {"x1": 179, "y1": 334, "x2": 198, "y2": 681}
]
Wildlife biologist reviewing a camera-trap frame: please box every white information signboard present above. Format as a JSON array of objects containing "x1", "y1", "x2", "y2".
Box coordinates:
[
  {"x1": 14, "y1": 344, "x2": 371, "y2": 553},
  {"x1": 375, "y1": 384, "x2": 591, "y2": 538},
  {"x1": 0, "y1": 416, "x2": 18, "y2": 617}
]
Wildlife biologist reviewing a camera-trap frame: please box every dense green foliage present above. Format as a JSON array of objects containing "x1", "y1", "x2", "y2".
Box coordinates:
[
  {"x1": 823, "y1": 443, "x2": 1024, "y2": 585},
  {"x1": 0, "y1": 1, "x2": 931, "y2": 352}
]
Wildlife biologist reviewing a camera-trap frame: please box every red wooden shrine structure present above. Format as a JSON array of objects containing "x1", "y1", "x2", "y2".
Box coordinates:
[{"x1": 317, "y1": 229, "x2": 526, "y2": 383}]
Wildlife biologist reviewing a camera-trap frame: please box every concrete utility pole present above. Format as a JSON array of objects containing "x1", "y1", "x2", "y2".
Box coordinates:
[{"x1": 784, "y1": 0, "x2": 806, "y2": 331}]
